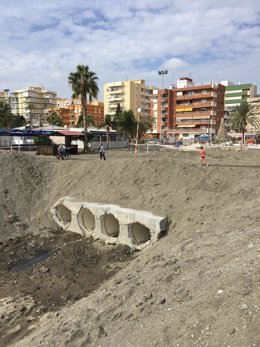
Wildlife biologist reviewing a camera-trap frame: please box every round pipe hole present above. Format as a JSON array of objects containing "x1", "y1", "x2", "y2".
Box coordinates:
[
  {"x1": 56, "y1": 204, "x2": 72, "y2": 224},
  {"x1": 78, "y1": 208, "x2": 96, "y2": 233},
  {"x1": 101, "y1": 214, "x2": 119, "y2": 237},
  {"x1": 131, "y1": 222, "x2": 151, "y2": 245}
]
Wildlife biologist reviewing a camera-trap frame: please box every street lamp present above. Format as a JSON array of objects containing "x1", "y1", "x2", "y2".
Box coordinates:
[
  {"x1": 158, "y1": 70, "x2": 168, "y2": 143},
  {"x1": 135, "y1": 108, "x2": 141, "y2": 155}
]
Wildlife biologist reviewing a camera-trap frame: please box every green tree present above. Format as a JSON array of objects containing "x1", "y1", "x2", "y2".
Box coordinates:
[
  {"x1": 138, "y1": 116, "x2": 151, "y2": 140},
  {"x1": 47, "y1": 111, "x2": 63, "y2": 126},
  {"x1": 113, "y1": 110, "x2": 137, "y2": 136},
  {"x1": 229, "y1": 102, "x2": 260, "y2": 143},
  {"x1": 104, "y1": 114, "x2": 112, "y2": 126},
  {"x1": 68, "y1": 65, "x2": 99, "y2": 151},
  {"x1": 13, "y1": 114, "x2": 26, "y2": 127},
  {"x1": 0, "y1": 101, "x2": 14, "y2": 127},
  {"x1": 26, "y1": 103, "x2": 35, "y2": 127},
  {"x1": 76, "y1": 114, "x2": 94, "y2": 127},
  {"x1": 34, "y1": 135, "x2": 53, "y2": 146},
  {"x1": 115, "y1": 103, "x2": 122, "y2": 116}
]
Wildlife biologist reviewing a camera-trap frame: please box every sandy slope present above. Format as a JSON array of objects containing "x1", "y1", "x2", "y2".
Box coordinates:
[{"x1": 0, "y1": 148, "x2": 259, "y2": 347}]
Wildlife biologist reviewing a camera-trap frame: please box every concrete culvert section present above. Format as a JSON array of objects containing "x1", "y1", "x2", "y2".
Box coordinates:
[
  {"x1": 51, "y1": 197, "x2": 168, "y2": 250},
  {"x1": 131, "y1": 222, "x2": 151, "y2": 245},
  {"x1": 78, "y1": 208, "x2": 96, "y2": 233},
  {"x1": 101, "y1": 213, "x2": 120, "y2": 237},
  {"x1": 55, "y1": 204, "x2": 72, "y2": 224}
]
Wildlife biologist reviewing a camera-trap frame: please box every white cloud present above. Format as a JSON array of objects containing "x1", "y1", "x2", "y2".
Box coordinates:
[
  {"x1": 0, "y1": 0, "x2": 260, "y2": 99},
  {"x1": 162, "y1": 58, "x2": 188, "y2": 70}
]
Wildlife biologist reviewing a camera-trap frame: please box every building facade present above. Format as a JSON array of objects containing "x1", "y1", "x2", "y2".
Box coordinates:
[
  {"x1": 150, "y1": 77, "x2": 225, "y2": 141},
  {"x1": 150, "y1": 88, "x2": 174, "y2": 138},
  {"x1": 47, "y1": 98, "x2": 104, "y2": 127},
  {"x1": 248, "y1": 96, "x2": 260, "y2": 132},
  {"x1": 104, "y1": 79, "x2": 156, "y2": 122},
  {"x1": 0, "y1": 90, "x2": 10, "y2": 104},
  {"x1": 222, "y1": 81, "x2": 257, "y2": 108},
  {"x1": 11, "y1": 86, "x2": 57, "y2": 125},
  {"x1": 171, "y1": 77, "x2": 225, "y2": 141}
]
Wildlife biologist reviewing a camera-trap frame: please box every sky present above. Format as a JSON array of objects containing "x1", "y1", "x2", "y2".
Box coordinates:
[{"x1": 0, "y1": 0, "x2": 260, "y2": 100}]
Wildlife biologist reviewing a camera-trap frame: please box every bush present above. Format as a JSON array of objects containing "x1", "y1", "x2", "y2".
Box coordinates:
[{"x1": 34, "y1": 135, "x2": 53, "y2": 146}]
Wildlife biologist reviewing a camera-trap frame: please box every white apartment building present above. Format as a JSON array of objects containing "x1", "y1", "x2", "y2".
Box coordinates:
[{"x1": 11, "y1": 86, "x2": 57, "y2": 125}]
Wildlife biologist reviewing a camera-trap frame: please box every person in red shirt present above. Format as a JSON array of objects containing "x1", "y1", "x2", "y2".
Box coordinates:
[{"x1": 200, "y1": 146, "x2": 208, "y2": 166}]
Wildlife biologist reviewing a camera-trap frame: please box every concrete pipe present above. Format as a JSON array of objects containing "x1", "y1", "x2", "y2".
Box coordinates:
[
  {"x1": 56, "y1": 204, "x2": 72, "y2": 224},
  {"x1": 101, "y1": 213, "x2": 120, "y2": 237},
  {"x1": 78, "y1": 208, "x2": 96, "y2": 233},
  {"x1": 131, "y1": 222, "x2": 151, "y2": 245}
]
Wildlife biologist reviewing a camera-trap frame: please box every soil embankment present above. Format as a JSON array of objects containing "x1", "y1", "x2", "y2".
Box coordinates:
[{"x1": 0, "y1": 148, "x2": 259, "y2": 347}]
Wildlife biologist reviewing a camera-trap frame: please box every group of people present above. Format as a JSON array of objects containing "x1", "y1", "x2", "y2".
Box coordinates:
[
  {"x1": 59, "y1": 143, "x2": 206, "y2": 165},
  {"x1": 58, "y1": 143, "x2": 106, "y2": 161}
]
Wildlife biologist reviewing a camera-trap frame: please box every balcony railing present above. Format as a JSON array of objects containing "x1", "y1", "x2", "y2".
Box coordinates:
[
  {"x1": 176, "y1": 92, "x2": 216, "y2": 100},
  {"x1": 175, "y1": 111, "x2": 212, "y2": 117},
  {"x1": 175, "y1": 120, "x2": 210, "y2": 126}
]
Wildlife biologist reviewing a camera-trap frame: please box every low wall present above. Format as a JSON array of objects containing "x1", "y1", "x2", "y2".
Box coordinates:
[{"x1": 50, "y1": 197, "x2": 169, "y2": 250}]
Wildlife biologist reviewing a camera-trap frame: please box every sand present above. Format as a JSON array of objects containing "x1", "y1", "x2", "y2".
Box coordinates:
[{"x1": 0, "y1": 147, "x2": 259, "y2": 347}]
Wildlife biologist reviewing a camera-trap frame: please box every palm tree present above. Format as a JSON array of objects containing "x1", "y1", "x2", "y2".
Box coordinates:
[
  {"x1": 229, "y1": 102, "x2": 260, "y2": 143},
  {"x1": 68, "y1": 65, "x2": 99, "y2": 151}
]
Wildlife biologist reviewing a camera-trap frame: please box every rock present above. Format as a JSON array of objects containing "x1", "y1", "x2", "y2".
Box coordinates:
[
  {"x1": 241, "y1": 304, "x2": 248, "y2": 310},
  {"x1": 5, "y1": 215, "x2": 15, "y2": 224}
]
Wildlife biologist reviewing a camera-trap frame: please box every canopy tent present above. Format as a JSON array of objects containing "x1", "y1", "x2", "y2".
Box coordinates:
[
  {"x1": 9, "y1": 129, "x2": 55, "y2": 136},
  {"x1": 0, "y1": 128, "x2": 11, "y2": 135}
]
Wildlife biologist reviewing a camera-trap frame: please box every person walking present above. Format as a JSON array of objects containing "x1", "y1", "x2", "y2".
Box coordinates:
[
  {"x1": 200, "y1": 146, "x2": 208, "y2": 166},
  {"x1": 58, "y1": 144, "x2": 65, "y2": 160},
  {"x1": 99, "y1": 144, "x2": 106, "y2": 160}
]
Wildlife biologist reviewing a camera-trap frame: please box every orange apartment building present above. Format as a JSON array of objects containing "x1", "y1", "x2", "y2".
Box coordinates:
[
  {"x1": 151, "y1": 77, "x2": 225, "y2": 141},
  {"x1": 171, "y1": 77, "x2": 225, "y2": 141},
  {"x1": 151, "y1": 88, "x2": 174, "y2": 138},
  {"x1": 48, "y1": 99, "x2": 104, "y2": 127}
]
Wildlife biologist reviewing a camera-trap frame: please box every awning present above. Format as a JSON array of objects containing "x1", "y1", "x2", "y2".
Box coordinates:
[
  {"x1": 176, "y1": 124, "x2": 196, "y2": 128},
  {"x1": 55, "y1": 130, "x2": 84, "y2": 136}
]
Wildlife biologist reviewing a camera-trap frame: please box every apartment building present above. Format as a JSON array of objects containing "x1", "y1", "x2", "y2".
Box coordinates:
[
  {"x1": 221, "y1": 81, "x2": 257, "y2": 108},
  {"x1": 248, "y1": 96, "x2": 260, "y2": 132},
  {"x1": 170, "y1": 77, "x2": 225, "y2": 141},
  {"x1": 0, "y1": 90, "x2": 10, "y2": 104},
  {"x1": 150, "y1": 88, "x2": 174, "y2": 138},
  {"x1": 11, "y1": 86, "x2": 57, "y2": 125},
  {"x1": 104, "y1": 79, "x2": 156, "y2": 121},
  {"x1": 48, "y1": 98, "x2": 104, "y2": 127}
]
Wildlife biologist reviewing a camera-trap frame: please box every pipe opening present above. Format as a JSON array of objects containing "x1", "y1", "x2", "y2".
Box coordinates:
[
  {"x1": 78, "y1": 208, "x2": 96, "y2": 233},
  {"x1": 130, "y1": 222, "x2": 151, "y2": 245},
  {"x1": 55, "y1": 204, "x2": 72, "y2": 224},
  {"x1": 101, "y1": 214, "x2": 119, "y2": 237}
]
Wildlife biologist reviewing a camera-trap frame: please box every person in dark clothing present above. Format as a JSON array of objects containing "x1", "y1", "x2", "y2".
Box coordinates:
[{"x1": 99, "y1": 144, "x2": 106, "y2": 160}]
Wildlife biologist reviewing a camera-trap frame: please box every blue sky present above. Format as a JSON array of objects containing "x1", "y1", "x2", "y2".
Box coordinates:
[{"x1": 0, "y1": 0, "x2": 260, "y2": 100}]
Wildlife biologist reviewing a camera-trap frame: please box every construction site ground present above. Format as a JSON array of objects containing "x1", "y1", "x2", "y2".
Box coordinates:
[{"x1": 0, "y1": 146, "x2": 259, "y2": 347}]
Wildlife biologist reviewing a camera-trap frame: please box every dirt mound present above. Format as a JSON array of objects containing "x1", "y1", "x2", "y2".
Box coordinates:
[{"x1": 0, "y1": 148, "x2": 260, "y2": 347}]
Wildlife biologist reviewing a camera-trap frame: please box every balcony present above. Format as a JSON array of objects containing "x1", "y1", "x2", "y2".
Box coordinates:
[
  {"x1": 189, "y1": 101, "x2": 217, "y2": 108},
  {"x1": 176, "y1": 92, "x2": 215, "y2": 100},
  {"x1": 107, "y1": 89, "x2": 124, "y2": 94},
  {"x1": 175, "y1": 120, "x2": 210, "y2": 126},
  {"x1": 107, "y1": 96, "x2": 124, "y2": 102},
  {"x1": 176, "y1": 111, "x2": 212, "y2": 117}
]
